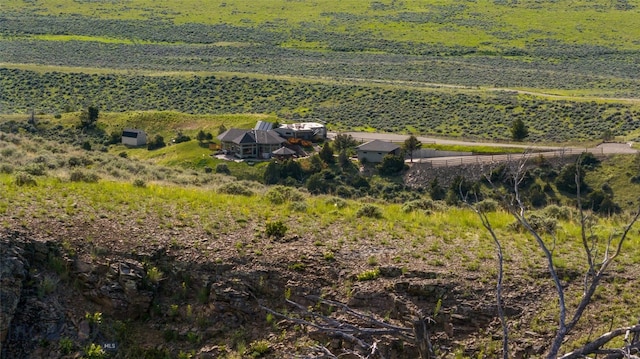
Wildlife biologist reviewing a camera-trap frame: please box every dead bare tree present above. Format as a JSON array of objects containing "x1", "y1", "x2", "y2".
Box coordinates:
[
  {"x1": 260, "y1": 295, "x2": 435, "y2": 359},
  {"x1": 469, "y1": 202, "x2": 508, "y2": 359},
  {"x1": 478, "y1": 153, "x2": 640, "y2": 358}
]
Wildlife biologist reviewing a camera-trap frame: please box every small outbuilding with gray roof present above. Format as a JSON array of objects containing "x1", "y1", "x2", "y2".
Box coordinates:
[
  {"x1": 121, "y1": 129, "x2": 147, "y2": 147},
  {"x1": 355, "y1": 140, "x2": 401, "y2": 163}
]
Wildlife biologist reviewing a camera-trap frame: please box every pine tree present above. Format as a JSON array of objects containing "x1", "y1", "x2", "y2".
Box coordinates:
[
  {"x1": 319, "y1": 143, "x2": 334, "y2": 164},
  {"x1": 510, "y1": 118, "x2": 529, "y2": 141}
]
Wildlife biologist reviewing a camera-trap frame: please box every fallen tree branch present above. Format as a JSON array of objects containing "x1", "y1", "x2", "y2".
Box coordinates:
[
  {"x1": 559, "y1": 324, "x2": 640, "y2": 359},
  {"x1": 260, "y1": 296, "x2": 435, "y2": 358}
]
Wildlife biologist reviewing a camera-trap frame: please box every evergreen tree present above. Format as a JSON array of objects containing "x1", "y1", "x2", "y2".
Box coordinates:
[
  {"x1": 197, "y1": 130, "x2": 207, "y2": 143},
  {"x1": 308, "y1": 154, "x2": 324, "y2": 174},
  {"x1": 319, "y1": 142, "x2": 335, "y2": 164},
  {"x1": 333, "y1": 133, "x2": 358, "y2": 152},
  {"x1": 263, "y1": 161, "x2": 281, "y2": 185},
  {"x1": 79, "y1": 105, "x2": 99, "y2": 129},
  {"x1": 510, "y1": 118, "x2": 529, "y2": 141}
]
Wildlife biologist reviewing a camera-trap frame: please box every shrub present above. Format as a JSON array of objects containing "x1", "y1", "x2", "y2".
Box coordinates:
[
  {"x1": 147, "y1": 135, "x2": 166, "y2": 150},
  {"x1": 475, "y1": 199, "x2": 499, "y2": 212},
  {"x1": 289, "y1": 201, "x2": 307, "y2": 212},
  {"x1": 247, "y1": 340, "x2": 271, "y2": 357},
  {"x1": 84, "y1": 343, "x2": 105, "y2": 359},
  {"x1": 377, "y1": 154, "x2": 406, "y2": 175},
  {"x1": 265, "y1": 185, "x2": 305, "y2": 204},
  {"x1": 509, "y1": 213, "x2": 557, "y2": 234},
  {"x1": 15, "y1": 172, "x2": 37, "y2": 186},
  {"x1": 579, "y1": 152, "x2": 601, "y2": 169},
  {"x1": 402, "y1": 198, "x2": 446, "y2": 213},
  {"x1": 59, "y1": 337, "x2": 74, "y2": 355},
  {"x1": 146, "y1": 266, "x2": 164, "y2": 285},
  {"x1": 356, "y1": 204, "x2": 383, "y2": 218},
  {"x1": 542, "y1": 205, "x2": 573, "y2": 220},
  {"x1": 265, "y1": 220, "x2": 288, "y2": 238},
  {"x1": 326, "y1": 197, "x2": 347, "y2": 209},
  {"x1": 23, "y1": 163, "x2": 46, "y2": 176},
  {"x1": 218, "y1": 183, "x2": 254, "y2": 196},
  {"x1": 70, "y1": 170, "x2": 100, "y2": 183},
  {"x1": 133, "y1": 179, "x2": 146, "y2": 188},
  {"x1": 428, "y1": 178, "x2": 446, "y2": 200},
  {"x1": 555, "y1": 164, "x2": 586, "y2": 193},
  {"x1": 356, "y1": 268, "x2": 380, "y2": 281},
  {"x1": 336, "y1": 185, "x2": 355, "y2": 198},
  {"x1": 215, "y1": 163, "x2": 231, "y2": 175},
  {"x1": 81, "y1": 141, "x2": 92, "y2": 151},
  {"x1": 173, "y1": 132, "x2": 191, "y2": 144},
  {"x1": 0, "y1": 164, "x2": 14, "y2": 174}
]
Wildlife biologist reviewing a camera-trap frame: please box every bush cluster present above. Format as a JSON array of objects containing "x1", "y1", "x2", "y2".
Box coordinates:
[
  {"x1": 218, "y1": 183, "x2": 254, "y2": 196},
  {"x1": 356, "y1": 204, "x2": 383, "y2": 218}
]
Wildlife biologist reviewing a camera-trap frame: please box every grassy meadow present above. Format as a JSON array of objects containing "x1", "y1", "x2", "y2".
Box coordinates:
[{"x1": 3, "y1": 0, "x2": 640, "y2": 50}]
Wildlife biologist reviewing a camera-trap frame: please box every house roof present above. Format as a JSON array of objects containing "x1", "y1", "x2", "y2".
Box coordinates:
[
  {"x1": 217, "y1": 128, "x2": 247, "y2": 142},
  {"x1": 254, "y1": 121, "x2": 273, "y2": 131},
  {"x1": 272, "y1": 147, "x2": 296, "y2": 156},
  {"x1": 356, "y1": 140, "x2": 400, "y2": 152},
  {"x1": 122, "y1": 129, "x2": 145, "y2": 138},
  {"x1": 218, "y1": 129, "x2": 286, "y2": 145}
]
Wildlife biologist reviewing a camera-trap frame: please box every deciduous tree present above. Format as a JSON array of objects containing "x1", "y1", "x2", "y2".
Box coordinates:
[{"x1": 402, "y1": 135, "x2": 422, "y2": 163}]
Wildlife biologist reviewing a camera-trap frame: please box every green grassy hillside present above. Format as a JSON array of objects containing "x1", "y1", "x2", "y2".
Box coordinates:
[
  {"x1": 3, "y1": 0, "x2": 640, "y2": 50},
  {"x1": 1, "y1": 130, "x2": 639, "y2": 358},
  {"x1": 2, "y1": 70, "x2": 639, "y2": 142},
  {"x1": 2, "y1": 0, "x2": 640, "y2": 97}
]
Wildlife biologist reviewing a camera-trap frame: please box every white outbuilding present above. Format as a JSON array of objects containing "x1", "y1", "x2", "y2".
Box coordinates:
[{"x1": 122, "y1": 129, "x2": 147, "y2": 147}]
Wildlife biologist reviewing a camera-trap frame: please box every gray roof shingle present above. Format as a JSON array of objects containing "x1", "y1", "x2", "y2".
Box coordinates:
[{"x1": 356, "y1": 140, "x2": 400, "y2": 152}]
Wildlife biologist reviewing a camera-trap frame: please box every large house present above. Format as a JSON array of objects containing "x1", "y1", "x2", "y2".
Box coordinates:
[
  {"x1": 355, "y1": 140, "x2": 401, "y2": 163},
  {"x1": 217, "y1": 129, "x2": 286, "y2": 159}
]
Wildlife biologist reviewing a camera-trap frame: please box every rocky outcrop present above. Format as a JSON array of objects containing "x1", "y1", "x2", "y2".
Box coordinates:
[
  {"x1": 0, "y1": 230, "x2": 155, "y2": 358},
  {"x1": 78, "y1": 259, "x2": 154, "y2": 319},
  {"x1": 0, "y1": 238, "x2": 27, "y2": 352}
]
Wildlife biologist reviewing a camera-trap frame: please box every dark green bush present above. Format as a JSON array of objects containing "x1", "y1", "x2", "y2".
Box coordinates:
[
  {"x1": 356, "y1": 204, "x2": 383, "y2": 218},
  {"x1": 265, "y1": 220, "x2": 288, "y2": 238},
  {"x1": 265, "y1": 185, "x2": 305, "y2": 204},
  {"x1": 509, "y1": 213, "x2": 556, "y2": 235},
  {"x1": 475, "y1": 198, "x2": 499, "y2": 212},
  {"x1": 70, "y1": 170, "x2": 100, "y2": 183},
  {"x1": 15, "y1": 172, "x2": 37, "y2": 186},
  {"x1": 218, "y1": 182, "x2": 254, "y2": 196},
  {"x1": 0, "y1": 164, "x2": 14, "y2": 174},
  {"x1": 377, "y1": 154, "x2": 406, "y2": 175},
  {"x1": 215, "y1": 163, "x2": 231, "y2": 175},
  {"x1": 542, "y1": 205, "x2": 573, "y2": 220},
  {"x1": 133, "y1": 178, "x2": 146, "y2": 188}
]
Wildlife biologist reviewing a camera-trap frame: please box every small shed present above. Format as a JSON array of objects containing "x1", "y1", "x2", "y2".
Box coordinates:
[
  {"x1": 272, "y1": 146, "x2": 296, "y2": 160},
  {"x1": 122, "y1": 129, "x2": 147, "y2": 147},
  {"x1": 356, "y1": 140, "x2": 401, "y2": 163}
]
